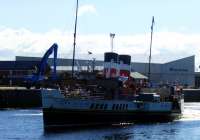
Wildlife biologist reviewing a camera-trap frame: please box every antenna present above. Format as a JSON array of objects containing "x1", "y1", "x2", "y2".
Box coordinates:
[
  {"x1": 148, "y1": 16, "x2": 155, "y2": 84},
  {"x1": 72, "y1": 0, "x2": 79, "y2": 78}
]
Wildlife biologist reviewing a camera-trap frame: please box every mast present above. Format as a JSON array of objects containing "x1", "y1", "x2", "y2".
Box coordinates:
[
  {"x1": 148, "y1": 16, "x2": 155, "y2": 84},
  {"x1": 72, "y1": 0, "x2": 79, "y2": 77}
]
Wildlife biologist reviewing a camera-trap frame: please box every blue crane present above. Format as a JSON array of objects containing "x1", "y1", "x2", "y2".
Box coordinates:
[{"x1": 24, "y1": 43, "x2": 58, "y2": 88}]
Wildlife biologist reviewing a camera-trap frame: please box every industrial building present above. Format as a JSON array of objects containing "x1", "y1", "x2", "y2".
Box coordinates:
[
  {"x1": 132, "y1": 56, "x2": 195, "y2": 86},
  {"x1": 15, "y1": 55, "x2": 195, "y2": 87},
  {"x1": 0, "y1": 61, "x2": 49, "y2": 86}
]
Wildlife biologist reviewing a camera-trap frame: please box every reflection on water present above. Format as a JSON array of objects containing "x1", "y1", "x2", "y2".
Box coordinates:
[
  {"x1": 103, "y1": 133, "x2": 132, "y2": 140},
  {"x1": 100, "y1": 103, "x2": 200, "y2": 140},
  {"x1": 1, "y1": 103, "x2": 200, "y2": 140}
]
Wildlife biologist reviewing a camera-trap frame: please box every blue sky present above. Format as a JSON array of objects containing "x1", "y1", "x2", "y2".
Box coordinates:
[
  {"x1": 1, "y1": 0, "x2": 199, "y2": 33},
  {"x1": 0, "y1": 0, "x2": 200, "y2": 70}
]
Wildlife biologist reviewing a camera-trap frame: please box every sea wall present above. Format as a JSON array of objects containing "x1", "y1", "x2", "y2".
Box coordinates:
[
  {"x1": 0, "y1": 88, "x2": 200, "y2": 109},
  {"x1": 183, "y1": 89, "x2": 200, "y2": 102},
  {"x1": 0, "y1": 88, "x2": 41, "y2": 108}
]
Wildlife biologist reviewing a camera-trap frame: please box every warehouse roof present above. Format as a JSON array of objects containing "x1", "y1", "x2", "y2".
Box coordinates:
[{"x1": 130, "y1": 72, "x2": 148, "y2": 79}]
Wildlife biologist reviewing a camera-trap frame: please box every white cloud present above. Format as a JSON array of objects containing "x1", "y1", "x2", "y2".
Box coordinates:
[
  {"x1": 0, "y1": 27, "x2": 200, "y2": 70},
  {"x1": 78, "y1": 4, "x2": 97, "y2": 16}
]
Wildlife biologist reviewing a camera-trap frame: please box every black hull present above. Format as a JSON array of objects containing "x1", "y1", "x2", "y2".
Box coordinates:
[{"x1": 43, "y1": 108, "x2": 181, "y2": 129}]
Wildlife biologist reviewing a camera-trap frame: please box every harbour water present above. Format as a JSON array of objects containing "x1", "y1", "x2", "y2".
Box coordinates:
[{"x1": 0, "y1": 103, "x2": 200, "y2": 140}]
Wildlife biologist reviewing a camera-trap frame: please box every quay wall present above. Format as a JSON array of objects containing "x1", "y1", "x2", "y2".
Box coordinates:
[
  {"x1": 0, "y1": 88, "x2": 41, "y2": 108},
  {"x1": 0, "y1": 88, "x2": 200, "y2": 109},
  {"x1": 183, "y1": 89, "x2": 200, "y2": 102}
]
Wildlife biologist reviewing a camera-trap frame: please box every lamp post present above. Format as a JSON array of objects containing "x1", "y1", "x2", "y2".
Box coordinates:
[{"x1": 110, "y1": 33, "x2": 115, "y2": 52}]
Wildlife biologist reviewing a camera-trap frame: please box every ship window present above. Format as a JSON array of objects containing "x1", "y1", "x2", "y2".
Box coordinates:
[
  {"x1": 100, "y1": 104, "x2": 104, "y2": 109},
  {"x1": 90, "y1": 103, "x2": 94, "y2": 109},
  {"x1": 126, "y1": 104, "x2": 128, "y2": 109},
  {"x1": 104, "y1": 104, "x2": 108, "y2": 110},
  {"x1": 123, "y1": 104, "x2": 125, "y2": 110},
  {"x1": 116, "y1": 104, "x2": 119, "y2": 110},
  {"x1": 119, "y1": 104, "x2": 122, "y2": 110},
  {"x1": 112, "y1": 104, "x2": 115, "y2": 110},
  {"x1": 95, "y1": 104, "x2": 100, "y2": 109}
]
